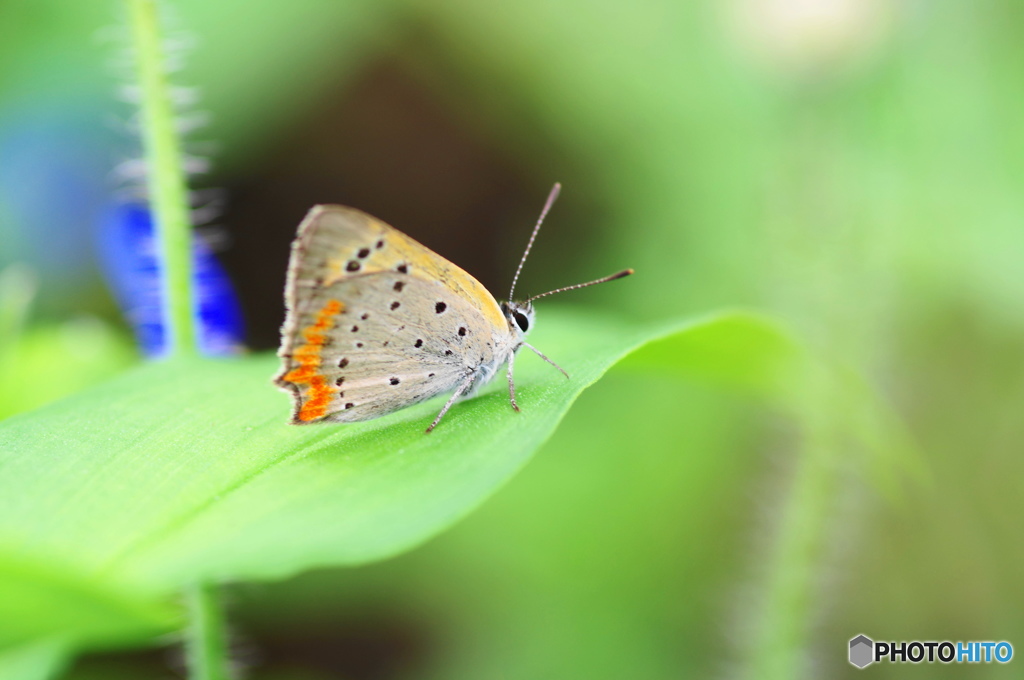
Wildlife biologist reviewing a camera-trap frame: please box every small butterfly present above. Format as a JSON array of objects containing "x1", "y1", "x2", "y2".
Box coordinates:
[{"x1": 275, "y1": 183, "x2": 632, "y2": 432}]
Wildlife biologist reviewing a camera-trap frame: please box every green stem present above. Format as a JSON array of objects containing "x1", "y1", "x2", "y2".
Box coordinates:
[
  {"x1": 744, "y1": 369, "x2": 838, "y2": 679},
  {"x1": 127, "y1": 4, "x2": 225, "y2": 676},
  {"x1": 127, "y1": 0, "x2": 198, "y2": 358},
  {"x1": 185, "y1": 583, "x2": 230, "y2": 680}
]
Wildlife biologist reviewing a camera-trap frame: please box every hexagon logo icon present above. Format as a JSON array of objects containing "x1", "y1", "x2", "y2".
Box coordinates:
[{"x1": 849, "y1": 634, "x2": 874, "y2": 668}]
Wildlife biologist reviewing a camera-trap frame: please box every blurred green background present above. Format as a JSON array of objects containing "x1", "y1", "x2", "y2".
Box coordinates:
[{"x1": 2, "y1": 0, "x2": 1022, "y2": 677}]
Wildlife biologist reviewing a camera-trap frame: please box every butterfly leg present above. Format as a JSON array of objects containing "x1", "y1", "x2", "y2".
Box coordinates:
[
  {"x1": 522, "y1": 341, "x2": 569, "y2": 379},
  {"x1": 507, "y1": 350, "x2": 521, "y2": 412},
  {"x1": 425, "y1": 373, "x2": 476, "y2": 433}
]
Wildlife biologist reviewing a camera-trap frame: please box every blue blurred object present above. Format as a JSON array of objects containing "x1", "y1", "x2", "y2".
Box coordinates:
[
  {"x1": 98, "y1": 201, "x2": 244, "y2": 357},
  {"x1": 0, "y1": 104, "x2": 112, "y2": 305}
]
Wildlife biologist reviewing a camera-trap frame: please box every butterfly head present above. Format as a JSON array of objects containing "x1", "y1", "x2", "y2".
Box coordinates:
[
  {"x1": 501, "y1": 300, "x2": 535, "y2": 338},
  {"x1": 503, "y1": 183, "x2": 633, "y2": 342}
]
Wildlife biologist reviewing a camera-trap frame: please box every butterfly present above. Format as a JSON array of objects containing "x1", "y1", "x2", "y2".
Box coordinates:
[{"x1": 274, "y1": 183, "x2": 632, "y2": 432}]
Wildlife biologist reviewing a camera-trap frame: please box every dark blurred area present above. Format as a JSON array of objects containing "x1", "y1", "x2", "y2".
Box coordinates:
[
  {"x1": 220, "y1": 56, "x2": 540, "y2": 349},
  {"x1": 2, "y1": 0, "x2": 1023, "y2": 678}
]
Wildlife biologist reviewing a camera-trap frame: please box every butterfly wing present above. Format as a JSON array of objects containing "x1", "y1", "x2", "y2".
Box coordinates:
[{"x1": 275, "y1": 205, "x2": 511, "y2": 424}]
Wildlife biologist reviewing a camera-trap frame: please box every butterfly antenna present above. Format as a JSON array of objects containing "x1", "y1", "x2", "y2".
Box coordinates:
[
  {"x1": 509, "y1": 182, "x2": 561, "y2": 301},
  {"x1": 525, "y1": 269, "x2": 634, "y2": 303}
]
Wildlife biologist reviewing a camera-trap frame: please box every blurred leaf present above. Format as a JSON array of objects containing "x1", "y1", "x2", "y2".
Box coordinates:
[
  {"x1": 0, "y1": 638, "x2": 70, "y2": 680},
  {"x1": 0, "y1": 318, "x2": 138, "y2": 420},
  {"x1": 833, "y1": 364, "x2": 929, "y2": 501},
  {"x1": 0, "y1": 554, "x2": 178, "y2": 650},
  {"x1": 0, "y1": 264, "x2": 138, "y2": 420},
  {"x1": 623, "y1": 311, "x2": 925, "y2": 501},
  {"x1": 0, "y1": 264, "x2": 36, "y2": 356}
]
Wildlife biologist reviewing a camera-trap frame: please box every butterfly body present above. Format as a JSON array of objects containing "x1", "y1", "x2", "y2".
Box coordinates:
[{"x1": 276, "y1": 186, "x2": 631, "y2": 432}]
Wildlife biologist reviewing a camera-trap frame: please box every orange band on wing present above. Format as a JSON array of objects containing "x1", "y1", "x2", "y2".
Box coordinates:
[{"x1": 283, "y1": 299, "x2": 344, "y2": 421}]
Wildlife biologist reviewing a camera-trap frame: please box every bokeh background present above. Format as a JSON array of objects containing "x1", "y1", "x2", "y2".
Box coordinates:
[{"x1": 2, "y1": 0, "x2": 1022, "y2": 678}]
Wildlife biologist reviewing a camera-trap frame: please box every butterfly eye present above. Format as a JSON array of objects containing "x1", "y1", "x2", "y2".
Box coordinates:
[{"x1": 513, "y1": 311, "x2": 530, "y2": 332}]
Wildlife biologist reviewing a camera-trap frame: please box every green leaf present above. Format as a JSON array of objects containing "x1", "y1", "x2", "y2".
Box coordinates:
[
  {"x1": 0, "y1": 638, "x2": 71, "y2": 680},
  {"x1": 0, "y1": 554, "x2": 178, "y2": 650},
  {"x1": 0, "y1": 264, "x2": 138, "y2": 420},
  {"x1": 0, "y1": 309, "x2": 797, "y2": 651},
  {"x1": 0, "y1": 320, "x2": 137, "y2": 421},
  {"x1": 616, "y1": 311, "x2": 802, "y2": 399}
]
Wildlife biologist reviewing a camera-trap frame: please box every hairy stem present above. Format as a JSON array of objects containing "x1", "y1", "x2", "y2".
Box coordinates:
[
  {"x1": 126, "y1": 0, "x2": 198, "y2": 357},
  {"x1": 184, "y1": 583, "x2": 230, "y2": 680},
  {"x1": 746, "y1": 410, "x2": 836, "y2": 678}
]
